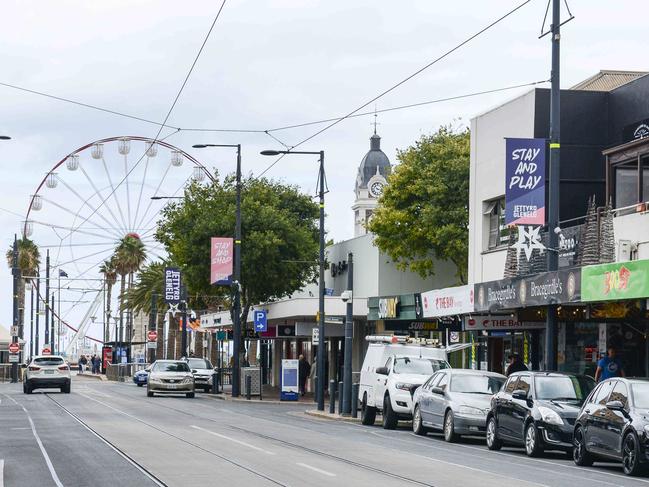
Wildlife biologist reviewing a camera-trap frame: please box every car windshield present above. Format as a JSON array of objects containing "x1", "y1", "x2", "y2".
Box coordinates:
[
  {"x1": 535, "y1": 375, "x2": 595, "y2": 401},
  {"x1": 451, "y1": 374, "x2": 505, "y2": 394},
  {"x1": 153, "y1": 362, "x2": 190, "y2": 373},
  {"x1": 393, "y1": 357, "x2": 448, "y2": 375},
  {"x1": 34, "y1": 357, "x2": 64, "y2": 366},
  {"x1": 631, "y1": 383, "x2": 649, "y2": 409},
  {"x1": 187, "y1": 359, "x2": 212, "y2": 369}
]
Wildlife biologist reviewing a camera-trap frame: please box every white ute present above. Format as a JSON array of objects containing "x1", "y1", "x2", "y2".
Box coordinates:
[{"x1": 359, "y1": 336, "x2": 464, "y2": 429}]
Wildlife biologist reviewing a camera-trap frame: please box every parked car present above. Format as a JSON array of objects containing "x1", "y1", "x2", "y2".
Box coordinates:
[
  {"x1": 359, "y1": 336, "x2": 454, "y2": 429},
  {"x1": 412, "y1": 369, "x2": 506, "y2": 441},
  {"x1": 573, "y1": 378, "x2": 649, "y2": 476},
  {"x1": 185, "y1": 358, "x2": 214, "y2": 392},
  {"x1": 24, "y1": 355, "x2": 71, "y2": 394},
  {"x1": 486, "y1": 371, "x2": 595, "y2": 456},
  {"x1": 146, "y1": 360, "x2": 195, "y2": 398},
  {"x1": 133, "y1": 367, "x2": 149, "y2": 387}
]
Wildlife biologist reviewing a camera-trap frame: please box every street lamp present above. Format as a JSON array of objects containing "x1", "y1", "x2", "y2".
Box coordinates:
[
  {"x1": 260, "y1": 148, "x2": 326, "y2": 411},
  {"x1": 0, "y1": 135, "x2": 11, "y2": 140},
  {"x1": 193, "y1": 143, "x2": 243, "y2": 397}
]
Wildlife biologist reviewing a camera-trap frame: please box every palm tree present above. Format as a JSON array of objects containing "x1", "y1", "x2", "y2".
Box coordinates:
[
  {"x1": 6, "y1": 237, "x2": 41, "y2": 327},
  {"x1": 99, "y1": 258, "x2": 118, "y2": 343},
  {"x1": 113, "y1": 235, "x2": 146, "y2": 344}
]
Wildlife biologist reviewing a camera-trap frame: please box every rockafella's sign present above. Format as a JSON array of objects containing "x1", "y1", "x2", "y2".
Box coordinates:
[
  {"x1": 581, "y1": 259, "x2": 649, "y2": 302},
  {"x1": 474, "y1": 269, "x2": 581, "y2": 312}
]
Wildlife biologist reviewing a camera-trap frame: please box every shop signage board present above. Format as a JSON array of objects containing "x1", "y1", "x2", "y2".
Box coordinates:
[
  {"x1": 421, "y1": 285, "x2": 474, "y2": 318},
  {"x1": 280, "y1": 359, "x2": 299, "y2": 401},
  {"x1": 210, "y1": 237, "x2": 234, "y2": 285},
  {"x1": 377, "y1": 297, "x2": 399, "y2": 319},
  {"x1": 581, "y1": 259, "x2": 649, "y2": 302},
  {"x1": 474, "y1": 268, "x2": 581, "y2": 312},
  {"x1": 505, "y1": 138, "x2": 546, "y2": 226},
  {"x1": 383, "y1": 320, "x2": 462, "y2": 332},
  {"x1": 463, "y1": 315, "x2": 546, "y2": 331}
]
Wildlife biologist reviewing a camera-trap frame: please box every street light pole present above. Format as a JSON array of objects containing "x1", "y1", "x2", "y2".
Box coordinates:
[
  {"x1": 260, "y1": 148, "x2": 327, "y2": 410},
  {"x1": 45, "y1": 250, "x2": 50, "y2": 350},
  {"x1": 545, "y1": 0, "x2": 561, "y2": 371},
  {"x1": 29, "y1": 280, "x2": 34, "y2": 360},
  {"x1": 35, "y1": 273, "x2": 40, "y2": 355},
  {"x1": 11, "y1": 235, "x2": 19, "y2": 383},
  {"x1": 192, "y1": 143, "x2": 243, "y2": 397},
  {"x1": 181, "y1": 285, "x2": 188, "y2": 358},
  {"x1": 342, "y1": 252, "x2": 354, "y2": 415},
  {"x1": 149, "y1": 292, "x2": 157, "y2": 364}
]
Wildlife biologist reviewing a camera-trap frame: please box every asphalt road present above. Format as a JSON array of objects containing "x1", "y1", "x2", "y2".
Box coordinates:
[{"x1": 1, "y1": 376, "x2": 648, "y2": 487}]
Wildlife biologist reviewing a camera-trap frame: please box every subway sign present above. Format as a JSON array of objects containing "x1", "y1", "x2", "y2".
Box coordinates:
[{"x1": 378, "y1": 297, "x2": 399, "y2": 319}]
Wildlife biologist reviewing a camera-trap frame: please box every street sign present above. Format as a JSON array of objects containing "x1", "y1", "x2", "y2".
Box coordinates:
[
  {"x1": 147, "y1": 330, "x2": 158, "y2": 342},
  {"x1": 146, "y1": 342, "x2": 156, "y2": 349},
  {"x1": 324, "y1": 288, "x2": 334, "y2": 296},
  {"x1": 253, "y1": 310, "x2": 267, "y2": 332},
  {"x1": 8, "y1": 354, "x2": 18, "y2": 363},
  {"x1": 312, "y1": 327, "x2": 319, "y2": 345},
  {"x1": 8, "y1": 342, "x2": 20, "y2": 354},
  {"x1": 10, "y1": 326, "x2": 19, "y2": 337},
  {"x1": 42, "y1": 345, "x2": 51, "y2": 355}
]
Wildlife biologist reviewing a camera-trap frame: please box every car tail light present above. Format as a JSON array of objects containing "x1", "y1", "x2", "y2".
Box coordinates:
[
  {"x1": 58, "y1": 365, "x2": 69, "y2": 371},
  {"x1": 29, "y1": 366, "x2": 41, "y2": 371}
]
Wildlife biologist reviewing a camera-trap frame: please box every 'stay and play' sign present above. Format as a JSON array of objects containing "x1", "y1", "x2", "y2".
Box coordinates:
[
  {"x1": 505, "y1": 138, "x2": 546, "y2": 225},
  {"x1": 210, "y1": 237, "x2": 234, "y2": 285}
]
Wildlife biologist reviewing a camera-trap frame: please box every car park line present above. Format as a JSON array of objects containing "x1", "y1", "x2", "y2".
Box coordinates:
[
  {"x1": 190, "y1": 425, "x2": 276, "y2": 455},
  {"x1": 296, "y1": 462, "x2": 336, "y2": 477},
  {"x1": 0, "y1": 458, "x2": 4, "y2": 487}
]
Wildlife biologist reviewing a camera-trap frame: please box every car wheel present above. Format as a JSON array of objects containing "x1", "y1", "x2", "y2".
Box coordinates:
[
  {"x1": 413, "y1": 405, "x2": 427, "y2": 436},
  {"x1": 137, "y1": 383, "x2": 144, "y2": 387},
  {"x1": 444, "y1": 410, "x2": 458, "y2": 443},
  {"x1": 23, "y1": 382, "x2": 32, "y2": 394},
  {"x1": 573, "y1": 427, "x2": 593, "y2": 466},
  {"x1": 623, "y1": 433, "x2": 645, "y2": 476},
  {"x1": 186, "y1": 392, "x2": 195, "y2": 399},
  {"x1": 62, "y1": 383, "x2": 71, "y2": 394},
  {"x1": 525, "y1": 422, "x2": 543, "y2": 457},
  {"x1": 382, "y1": 395, "x2": 398, "y2": 430},
  {"x1": 147, "y1": 391, "x2": 154, "y2": 398},
  {"x1": 360, "y1": 394, "x2": 376, "y2": 426},
  {"x1": 486, "y1": 416, "x2": 502, "y2": 451}
]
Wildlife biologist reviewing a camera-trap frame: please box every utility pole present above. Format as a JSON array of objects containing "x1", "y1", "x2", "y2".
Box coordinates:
[
  {"x1": 29, "y1": 281, "x2": 34, "y2": 359},
  {"x1": 342, "y1": 252, "x2": 354, "y2": 415},
  {"x1": 181, "y1": 285, "x2": 188, "y2": 358},
  {"x1": 545, "y1": 0, "x2": 561, "y2": 371},
  {"x1": 11, "y1": 235, "x2": 19, "y2": 383},
  {"x1": 45, "y1": 250, "x2": 50, "y2": 350},
  {"x1": 232, "y1": 144, "x2": 243, "y2": 397},
  {"x1": 149, "y1": 292, "x2": 157, "y2": 364},
  {"x1": 317, "y1": 150, "x2": 326, "y2": 411},
  {"x1": 35, "y1": 273, "x2": 40, "y2": 355},
  {"x1": 50, "y1": 294, "x2": 55, "y2": 355}
]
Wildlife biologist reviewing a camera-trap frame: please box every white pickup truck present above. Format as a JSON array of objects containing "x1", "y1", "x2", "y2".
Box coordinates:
[{"x1": 359, "y1": 336, "x2": 462, "y2": 429}]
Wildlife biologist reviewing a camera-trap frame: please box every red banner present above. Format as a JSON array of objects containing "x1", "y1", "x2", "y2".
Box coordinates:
[{"x1": 210, "y1": 237, "x2": 233, "y2": 285}]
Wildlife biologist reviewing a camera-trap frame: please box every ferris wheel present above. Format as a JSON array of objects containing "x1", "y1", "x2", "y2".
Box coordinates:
[{"x1": 23, "y1": 136, "x2": 210, "y2": 352}]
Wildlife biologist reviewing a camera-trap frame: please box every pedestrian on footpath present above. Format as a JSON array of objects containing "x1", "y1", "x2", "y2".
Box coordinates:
[
  {"x1": 298, "y1": 354, "x2": 311, "y2": 397},
  {"x1": 506, "y1": 353, "x2": 528, "y2": 376},
  {"x1": 595, "y1": 346, "x2": 625, "y2": 382}
]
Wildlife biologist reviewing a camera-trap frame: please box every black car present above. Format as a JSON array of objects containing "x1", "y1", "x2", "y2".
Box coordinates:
[
  {"x1": 486, "y1": 371, "x2": 595, "y2": 457},
  {"x1": 574, "y1": 378, "x2": 649, "y2": 476}
]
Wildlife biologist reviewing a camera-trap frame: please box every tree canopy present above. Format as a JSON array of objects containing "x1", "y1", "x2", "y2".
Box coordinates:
[
  {"x1": 367, "y1": 125, "x2": 470, "y2": 284},
  {"x1": 155, "y1": 176, "x2": 320, "y2": 320}
]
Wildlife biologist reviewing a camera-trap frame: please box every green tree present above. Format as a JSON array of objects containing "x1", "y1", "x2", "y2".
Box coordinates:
[
  {"x1": 367, "y1": 125, "x2": 470, "y2": 284},
  {"x1": 112, "y1": 235, "x2": 146, "y2": 343},
  {"x1": 155, "y1": 177, "x2": 320, "y2": 325},
  {"x1": 6, "y1": 237, "x2": 41, "y2": 326}
]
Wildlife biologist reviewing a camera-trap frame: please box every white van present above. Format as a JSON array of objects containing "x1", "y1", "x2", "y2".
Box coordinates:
[{"x1": 358, "y1": 336, "x2": 463, "y2": 429}]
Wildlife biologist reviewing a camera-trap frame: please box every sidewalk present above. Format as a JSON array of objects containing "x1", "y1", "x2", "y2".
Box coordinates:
[
  {"x1": 207, "y1": 384, "x2": 317, "y2": 405},
  {"x1": 304, "y1": 409, "x2": 362, "y2": 423}
]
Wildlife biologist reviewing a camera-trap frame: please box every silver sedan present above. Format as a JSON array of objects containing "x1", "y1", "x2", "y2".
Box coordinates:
[
  {"x1": 147, "y1": 360, "x2": 195, "y2": 398},
  {"x1": 412, "y1": 369, "x2": 505, "y2": 442}
]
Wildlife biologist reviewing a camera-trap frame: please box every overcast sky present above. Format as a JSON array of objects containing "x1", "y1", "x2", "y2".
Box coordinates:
[{"x1": 0, "y1": 0, "x2": 647, "y2": 341}]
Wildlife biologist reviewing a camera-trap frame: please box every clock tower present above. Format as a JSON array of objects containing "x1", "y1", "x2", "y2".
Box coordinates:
[{"x1": 352, "y1": 131, "x2": 391, "y2": 237}]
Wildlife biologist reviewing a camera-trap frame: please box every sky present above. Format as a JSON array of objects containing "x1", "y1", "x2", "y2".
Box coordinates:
[{"x1": 0, "y1": 0, "x2": 647, "y2": 344}]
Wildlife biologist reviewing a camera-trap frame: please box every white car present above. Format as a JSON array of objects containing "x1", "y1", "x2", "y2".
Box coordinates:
[
  {"x1": 359, "y1": 336, "x2": 451, "y2": 429},
  {"x1": 24, "y1": 355, "x2": 71, "y2": 394},
  {"x1": 185, "y1": 358, "x2": 215, "y2": 392}
]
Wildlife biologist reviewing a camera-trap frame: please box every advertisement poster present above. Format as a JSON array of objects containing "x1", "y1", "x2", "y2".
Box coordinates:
[
  {"x1": 505, "y1": 138, "x2": 546, "y2": 225},
  {"x1": 164, "y1": 267, "x2": 182, "y2": 304},
  {"x1": 581, "y1": 259, "x2": 649, "y2": 302},
  {"x1": 421, "y1": 285, "x2": 474, "y2": 318},
  {"x1": 210, "y1": 237, "x2": 234, "y2": 285}
]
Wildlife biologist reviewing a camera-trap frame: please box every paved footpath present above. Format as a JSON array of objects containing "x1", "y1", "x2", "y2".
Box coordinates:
[{"x1": 1, "y1": 376, "x2": 647, "y2": 486}]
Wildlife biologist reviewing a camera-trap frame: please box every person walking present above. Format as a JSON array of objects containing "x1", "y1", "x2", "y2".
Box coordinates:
[
  {"x1": 298, "y1": 354, "x2": 311, "y2": 397},
  {"x1": 506, "y1": 353, "x2": 528, "y2": 376},
  {"x1": 79, "y1": 355, "x2": 87, "y2": 374},
  {"x1": 595, "y1": 346, "x2": 625, "y2": 382}
]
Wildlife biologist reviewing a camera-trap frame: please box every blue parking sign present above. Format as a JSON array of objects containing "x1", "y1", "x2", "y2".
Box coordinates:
[{"x1": 254, "y1": 310, "x2": 267, "y2": 332}]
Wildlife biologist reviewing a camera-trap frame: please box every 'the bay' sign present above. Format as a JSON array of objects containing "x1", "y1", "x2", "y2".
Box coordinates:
[
  {"x1": 581, "y1": 259, "x2": 649, "y2": 302},
  {"x1": 505, "y1": 138, "x2": 546, "y2": 225}
]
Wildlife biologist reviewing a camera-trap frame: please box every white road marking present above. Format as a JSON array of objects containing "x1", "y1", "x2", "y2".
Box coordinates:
[
  {"x1": 190, "y1": 425, "x2": 276, "y2": 455},
  {"x1": 0, "y1": 459, "x2": 4, "y2": 487},
  {"x1": 10, "y1": 427, "x2": 29, "y2": 430},
  {"x1": 1, "y1": 395, "x2": 64, "y2": 487},
  {"x1": 296, "y1": 462, "x2": 336, "y2": 477}
]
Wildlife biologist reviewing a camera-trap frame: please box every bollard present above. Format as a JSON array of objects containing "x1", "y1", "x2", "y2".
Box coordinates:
[
  {"x1": 329, "y1": 380, "x2": 336, "y2": 414},
  {"x1": 245, "y1": 375, "x2": 252, "y2": 400},
  {"x1": 211, "y1": 369, "x2": 219, "y2": 394},
  {"x1": 351, "y1": 383, "x2": 359, "y2": 418},
  {"x1": 338, "y1": 381, "x2": 344, "y2": 415}
]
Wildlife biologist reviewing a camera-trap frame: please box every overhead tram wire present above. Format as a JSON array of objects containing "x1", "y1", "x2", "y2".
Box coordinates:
[
  {"x1": 62, "y1": 1, "x2": 228, "y2": 242},
  {"x1": 255, "y1": 0, "x2": 535, "y2": 178}
]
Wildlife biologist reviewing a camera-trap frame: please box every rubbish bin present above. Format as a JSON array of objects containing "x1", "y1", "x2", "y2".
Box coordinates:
[{"x1": 240, "y1": 367, "x2": 261, "y2": 396}]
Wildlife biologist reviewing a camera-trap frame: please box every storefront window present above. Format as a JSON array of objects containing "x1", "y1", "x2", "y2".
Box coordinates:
[
  {"x1": 486, "y1": 198, "x2": 510, "y2": 249},
  {"x1": 558, "y1": 322, "x2": 599, "y2": 376},
  {"x1": 615, "y1": 166, "x2": 637, "y2": 209}
]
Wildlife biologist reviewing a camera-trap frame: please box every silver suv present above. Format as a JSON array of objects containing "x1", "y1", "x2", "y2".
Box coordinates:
[{"x1": 24, "y1": 355, "x2": 71, "y2": 394}]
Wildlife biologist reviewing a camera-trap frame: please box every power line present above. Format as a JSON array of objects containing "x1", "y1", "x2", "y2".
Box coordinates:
[{"x1": 256, "y1": 0, "x2": 534, "y2": 178}]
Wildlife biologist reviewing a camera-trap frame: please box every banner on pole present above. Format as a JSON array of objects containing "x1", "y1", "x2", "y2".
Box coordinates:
[
  {"x1": 210, "y1": 237, "x2": 234, "y2": 285},
  {"x1": 505, "y1": 138, "x2": 546, "y2": 225},
  {"x1": 164, "y1": 267, "x2": 182, "y2": 304}
]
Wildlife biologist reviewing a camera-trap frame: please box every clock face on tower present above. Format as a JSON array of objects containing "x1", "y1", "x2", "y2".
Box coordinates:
[{"x1": 369, "y1": 181, "x2": 385, "y2": 198}]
